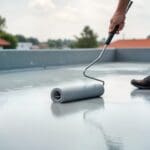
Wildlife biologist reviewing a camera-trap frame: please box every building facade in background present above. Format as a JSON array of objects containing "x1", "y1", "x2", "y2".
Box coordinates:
[{"x1": 17, "y1": 42, "x2": 33, "y2": 50}]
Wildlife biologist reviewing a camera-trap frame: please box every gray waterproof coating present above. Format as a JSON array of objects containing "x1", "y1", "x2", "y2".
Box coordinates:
[{"x1": 51, "y1": 81, "x2": 104, "y2": 103}]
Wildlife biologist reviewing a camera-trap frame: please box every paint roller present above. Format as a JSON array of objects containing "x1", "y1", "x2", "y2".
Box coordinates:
[{"x1": 51, "y1": 0, "x2": 133, "y2": 103}]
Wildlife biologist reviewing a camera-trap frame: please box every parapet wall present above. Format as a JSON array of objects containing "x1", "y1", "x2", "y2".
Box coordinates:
[
  {"x1": 0, "y1": 49, "x2": 115, "y2": 70},
  {"x1": 0, "y1": 48, "x2": 150, "y2": 70},
  {"x1": 116, "y1": 48, "x2": 150, "y2": 62}
]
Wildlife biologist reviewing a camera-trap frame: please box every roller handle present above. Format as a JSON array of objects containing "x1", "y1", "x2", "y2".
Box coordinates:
[{"x1": 105, "y1": 25, "x2": 119, "y2": 45}]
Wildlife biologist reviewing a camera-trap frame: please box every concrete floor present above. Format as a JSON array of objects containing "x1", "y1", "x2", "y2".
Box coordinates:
[{"x1": 1, "y1": 63, "x2": 150, "y2": 150}]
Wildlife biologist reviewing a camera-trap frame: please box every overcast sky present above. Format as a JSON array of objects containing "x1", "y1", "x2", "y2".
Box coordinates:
[{"x1": 0, "y1": 0, "x2": 149, "y2": 41}]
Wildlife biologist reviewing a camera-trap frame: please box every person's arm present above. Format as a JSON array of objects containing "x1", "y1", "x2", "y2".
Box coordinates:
[
  {"x1": 109, "y1": 0, "x2": 129, "y2": 34},
  {"x1": 116, "y1": 0, "x2": 129, "y2": 13}
]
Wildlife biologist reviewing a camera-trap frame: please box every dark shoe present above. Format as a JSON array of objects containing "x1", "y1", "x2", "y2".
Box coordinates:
[{"x1": 131, "y1": 76, "x2": 150, "y2": 89}]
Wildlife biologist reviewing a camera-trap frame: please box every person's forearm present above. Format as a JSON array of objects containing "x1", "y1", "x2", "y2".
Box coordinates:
[{"x1": 116, "y1": 0, "x2": 129, "y2": 13}]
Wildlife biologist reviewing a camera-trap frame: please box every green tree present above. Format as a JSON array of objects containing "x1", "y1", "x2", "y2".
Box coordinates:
[
  {"x1": 16, "y1": 34, "x2": 26, "y2": 42},
  {"x1": 16, "y1": 35, "x2": 39, "y2": 45},
  {"x1": 0, "y1": 15, "x2": 6, "y2": 31},
  {"x1": 47, "y1": 39, "x2": 76, "y2": 49},
  {"x1": 47, "y1": 39, "x2": 63, "y2": 48},
  {"x1": 47, "y1": 39, "x2": 57, "y2": 48},
  {"x1": 27, "y1": 37, "x2": 39, "y2": 45},
  {"x1": 74, "y1": 26, "x2": 98, "y2": 48},
  {"x1": 63, "y1": 39, "x2": 75, "y2": 48},
  {"x1": 0, "y1": 15, "x2": 17, "y2": 49},
  {"x1": 0, "y1": 31, "x2": 17, "y2": 49},
  {"x1": 55, "y1": 39, "x2": 63, "y2": 48}
]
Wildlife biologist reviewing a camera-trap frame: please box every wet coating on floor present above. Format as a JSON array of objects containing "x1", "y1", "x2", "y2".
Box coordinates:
[{"x1": 1, "y1": 63, "x2": 150, "y2": 150}]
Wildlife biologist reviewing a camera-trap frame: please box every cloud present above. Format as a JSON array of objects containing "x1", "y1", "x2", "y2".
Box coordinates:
[
  {"x1": 54, "y1": 6, "x2": 80, "y2": 23},
  {"x1": 2, "y1": 0, "x2": 150, "y2": 41},
  {"x1": 18, "y1": 0, "x2": 126, "y2": 40},
  {"x1": 29, "y1": 0, "x2": 55, "y2": 12}
]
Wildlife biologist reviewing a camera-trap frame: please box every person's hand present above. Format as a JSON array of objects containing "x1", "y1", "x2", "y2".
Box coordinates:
[{"x1": 109, "y1": 11, "x2": 126, "y2": 34}]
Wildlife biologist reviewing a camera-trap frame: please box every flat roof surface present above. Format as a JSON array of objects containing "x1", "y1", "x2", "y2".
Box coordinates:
[{"x1": 1, "y1": 63, "x2": 150, "y2": 150}]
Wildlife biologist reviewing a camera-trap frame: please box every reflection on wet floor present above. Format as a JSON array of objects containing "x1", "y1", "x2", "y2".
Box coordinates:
[
  {"x1": 51, "y1": 98, "x2": 123, "y2": 150},
  {"x1": 84, "y1": 112, "x2": 123, "y2": 150},
  {"x1": 51, "y1": 99, "x2": 122, "y2": 150},
  {"x1": 51, "y1": 98, "x2": 104, "y2": 117},
  {"x1": 131, "y1": 89, "x2": 150, "y2": 101},
  {"x1": 1, "y1": 63, "x2": 150, "y2": 150}
]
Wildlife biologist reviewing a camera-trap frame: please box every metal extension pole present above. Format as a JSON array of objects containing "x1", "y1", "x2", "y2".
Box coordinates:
[{"x1": 83, "y1": 0, "x2": 133, "y2": 86}]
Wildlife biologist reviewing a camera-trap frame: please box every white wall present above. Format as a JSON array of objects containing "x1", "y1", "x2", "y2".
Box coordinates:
[{"x1": 17, "y1": 42, "x2": 32, "y2": 50}]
